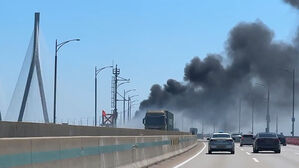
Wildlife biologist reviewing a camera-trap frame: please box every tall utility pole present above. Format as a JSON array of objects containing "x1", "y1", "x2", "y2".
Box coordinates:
[
  {"x1": 112, "y1": 65, "x2": 120, "y2": 127},
  {"x1": 292, "y1": 69, "x2": 295, "y2": 136}
]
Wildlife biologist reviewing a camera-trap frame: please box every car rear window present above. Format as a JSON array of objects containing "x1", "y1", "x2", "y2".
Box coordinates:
[
  {"x1": 258, "y1": 133, "x2": 277, "y2": 138},
  {"x1": 243, "y1": 135, "x2": 253, "y2": 138},
  {"x1": 213, "y1": 134, "x2": 230, "y2": 138}
]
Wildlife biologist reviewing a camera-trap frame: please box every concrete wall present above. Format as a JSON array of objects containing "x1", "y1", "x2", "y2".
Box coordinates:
[
  {"x1": 0, "y1": 121, "x2": 188, "y2": 138},
  {"x1": 0, "y1": 135, "x2": 197, "y2": 168}
]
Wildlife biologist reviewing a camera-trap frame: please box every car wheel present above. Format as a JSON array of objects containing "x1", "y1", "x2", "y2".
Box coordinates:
[
  {"x1": 208, "y1": 150, "x2": 212, "y2": 154},
  {"x1": 253, "y1": 147, "x2": 258, "y2": 153},
  {"x1": 231, "y1": 150, "x2": 235, "y2": 154},
  {"x1": 275, "y1": 149, "x2": 281, "y2": 153},
  {"x1": 240, "y1": 144, "x2": 243, "y2": 147}
]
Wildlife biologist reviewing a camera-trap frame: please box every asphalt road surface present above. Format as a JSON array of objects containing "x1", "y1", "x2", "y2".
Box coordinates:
[{"x1": 151, "y1": 141, "x2": 299, "y2": 168}]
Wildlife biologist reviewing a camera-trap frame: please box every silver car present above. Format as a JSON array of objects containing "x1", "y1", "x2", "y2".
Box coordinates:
[
  {"x1": 231, "y1": 133, "x2": 242, "y2": 142},
  {"x1": 208, "y1": 133, "x2": 235, "y2": 154}
]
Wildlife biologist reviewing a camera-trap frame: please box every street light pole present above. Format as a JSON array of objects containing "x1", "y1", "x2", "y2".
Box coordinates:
[
  {"x1": 123, "y1": 90, "x2": 125, "y2": 125},
  {"x1": 94, "y1": 65, "x2": 113, "y2": 126},
  {"x1": 252, "y1": 99, "x2": 255, "y2": 134},
  {"x1": 256, "y1": 83, "x2": 270, "y2": 133},
  {"x1": 53, "y1": 38, "x2": 80, "y2": 124},
  {"x1": 266, "y1": 87, "x2": 270, "y2": 133},
  {"x1": 130, "y1": 103, "x2": 138, "y2": 121},
  {"x1": 281, "y1": 68, "x2": 296, "y2": 136},
  {"x1": 129, "y1": 99, "x2": 138, "y2": 120},
  {"x1": 95, "y1": 67, "x2": 97, "y2": 126},
  {"x1": 292, "y1": 69, "x2": 295, "y2": 136},
  {"x1": 127, "y1": 97, "x2": 130, "y2": 121},
  {"x1": 239, "y1": 99, "x2": 241, "y2": 134},
  {"x1": 127, "y1": 95, "x2": 138, "y2": 120},
  {"x1": 123, "y1": 89, "x2": 136, "y2": 124},
  {"x1": 275, "y1": 112, "x2": 278, "y2": 134}
]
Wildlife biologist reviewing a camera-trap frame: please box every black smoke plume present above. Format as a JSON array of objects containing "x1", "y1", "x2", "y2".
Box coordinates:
[
  {"x1": 135, "y1": 20, "x2": 299, "y2": 131},
  {"x1": 284, "y1": 0, "x2": 299, "y2": 9}
]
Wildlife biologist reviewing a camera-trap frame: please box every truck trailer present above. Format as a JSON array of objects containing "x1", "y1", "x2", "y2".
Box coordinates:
[{"x1": 143, "y1": 110, "x2": 174, "y2": 131}]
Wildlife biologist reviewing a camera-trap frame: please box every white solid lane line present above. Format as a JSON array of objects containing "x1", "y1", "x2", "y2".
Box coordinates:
[
  {"x1": 252, "y1": 158, "x2": 259, "y2": 163},
  {"x1": 173, "y1": 143, "x2": 207, "y2": 168},
  {"x1": 240, "y1": 148, "x2": 244, "y2": 151}
]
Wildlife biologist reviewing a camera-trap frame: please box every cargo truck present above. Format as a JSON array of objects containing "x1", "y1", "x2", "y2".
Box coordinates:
[
  {"x1": 190, "y1": 128, "x2": 198, "y2": 135},
  {"x1": 143, "y1": 110, "x2": 174, "y2": 130}
]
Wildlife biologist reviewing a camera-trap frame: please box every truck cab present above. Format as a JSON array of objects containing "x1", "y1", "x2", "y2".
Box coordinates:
[
  {"x1": 143, "y1": 110, "x2": 174, "y2": 130},
  {"x1": 190, "y1": 128, "x2": 198, "y2": 135}
]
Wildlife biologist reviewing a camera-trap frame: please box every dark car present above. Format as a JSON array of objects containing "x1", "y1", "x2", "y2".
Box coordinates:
[
  {"x1": 240, "y1": 134, "x2": 254, "y2": 146},
  {"x1": 277, "y1": 133, "x2": 287, "y2": 146},
  {"x1": 253, "y1": 132, "x2": 281, "y2": 153}
]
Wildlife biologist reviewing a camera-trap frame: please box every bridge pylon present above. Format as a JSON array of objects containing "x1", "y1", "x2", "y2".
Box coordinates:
[{"x1": 18, "y1": 12, "x2": 49, "y2": 123}]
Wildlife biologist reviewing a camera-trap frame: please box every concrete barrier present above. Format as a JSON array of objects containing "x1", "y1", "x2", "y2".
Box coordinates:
[
  {"x1": 0, "y1": 121, "x2": 188, "y2": 138},
  {"x1": 0, "y1": 135, "x2": 197, "y2": 168}
]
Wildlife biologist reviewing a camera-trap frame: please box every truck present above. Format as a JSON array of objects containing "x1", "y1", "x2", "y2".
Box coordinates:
[
  {"x1": 189, "y1": 128, "x2": 198, "y2": 135},
  {"x1": 143, "y1": 110, "x2": 174, "y2": 131}
]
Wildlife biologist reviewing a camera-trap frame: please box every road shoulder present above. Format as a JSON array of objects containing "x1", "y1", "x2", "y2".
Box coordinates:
[{"x1": 148, "y1": 140, "x2": 205, "y2": 168}]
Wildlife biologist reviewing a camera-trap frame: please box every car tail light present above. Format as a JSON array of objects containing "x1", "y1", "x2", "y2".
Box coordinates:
[{"x1": 256, "y1": 138, "x2": 262, "y2": 143}]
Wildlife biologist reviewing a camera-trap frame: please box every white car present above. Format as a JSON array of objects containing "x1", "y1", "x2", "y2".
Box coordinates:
[
  {"x1": 231, "y1": 133, "x2": 242, "y2": 142},
  {"x1": 208, "y1": 133, "x2": 235, "y2": 154}
]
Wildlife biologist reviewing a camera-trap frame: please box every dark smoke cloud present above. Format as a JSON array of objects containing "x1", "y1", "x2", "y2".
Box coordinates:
[
  {"x1": 284, "y1": 0, "x2": 299, "y2": 9},
  {"x1": 136, "y1": 20, "x2": 299, "y2": 132}
]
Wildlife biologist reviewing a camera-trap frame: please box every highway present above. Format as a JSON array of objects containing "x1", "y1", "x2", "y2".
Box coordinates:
[{"x1": 151, "y1": 141, "x2": 299, "y2": 168}]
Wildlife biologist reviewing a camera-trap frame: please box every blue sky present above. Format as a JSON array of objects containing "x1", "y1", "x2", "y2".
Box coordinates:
[{"x1": 0, "y1": 0, "x2": 298, "y2": 127}]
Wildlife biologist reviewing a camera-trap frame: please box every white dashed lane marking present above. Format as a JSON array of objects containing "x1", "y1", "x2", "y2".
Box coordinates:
[
  {"x1": 252, "y1": 158, "x2": 259, "y2": 163},
  {"x1": 246, "y1": 152, "x2": 251, "y2": 155}
]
